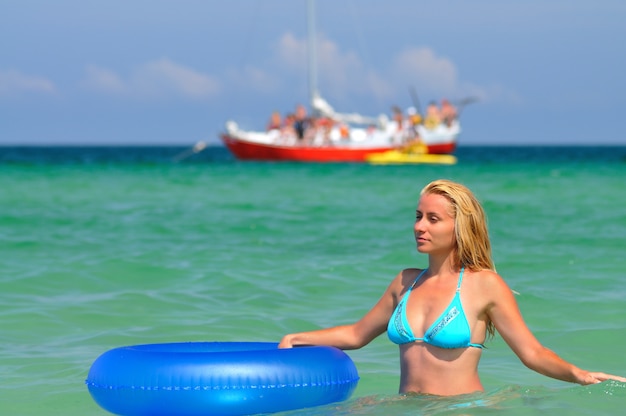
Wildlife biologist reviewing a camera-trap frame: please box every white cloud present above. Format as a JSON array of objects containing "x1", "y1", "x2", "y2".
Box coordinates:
[
  {"x1": 391, "y1": 47, "x2": 459, "y2": 95},
  {"x1": 81, "y1": 65, "x2": 125, "y2": 94},
  {"x1": 222, "y1": 32, "x2": 503, "y2": 108},
  {"x1": 222, "y1": 33, "x2": 311, "y2": 96},
  {"x1": 81, "y1": 58, "x2": 220, "y2": 99},
  {"x1": 0, "y1": 70, "x2": 56, "y2": 96},
  {"x1": 390, "y1": 48, "x2": 525, "y2": 106},
  {"x1": 316, "y1": 35, "x2": 367, "y2": 95},
  {"x1": 226, "y1": 65, "x2": 279, "y2": 94},
  {"x1": 221, "y1": 31, "x2": 524, "y2": 120},
  {"x1": 276, "y1": 33, "x2": 306, "y2": 71},
  {"x1": 274, "y1": 32, "x2": 394, "y2": 101},
  {"x1": 271, "y1": 33, "x2": 490, "y2": 104},
  {"x1": 136, "y1": 58, "x2": 220, "y2": 98}
]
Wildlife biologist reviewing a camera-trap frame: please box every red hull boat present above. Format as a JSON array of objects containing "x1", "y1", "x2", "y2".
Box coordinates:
[
  {"x1": 220, "y1": 118, "x2": 459, "y2": 163},
  {"x1": 219, "y1": 0, "x2": 463, "y2": 163}
]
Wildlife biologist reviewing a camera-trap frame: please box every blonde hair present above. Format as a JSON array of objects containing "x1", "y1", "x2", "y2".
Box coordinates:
[{"x1": 421, "y1": 179, "x2": 496, "y2": 337}]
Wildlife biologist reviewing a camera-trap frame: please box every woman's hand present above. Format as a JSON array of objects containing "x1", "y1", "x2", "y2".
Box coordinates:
[
  {"x1": 578, "y1": 371, "x2": 626, "y2": 385},
  {"x1": 278, "y1": 335, "x2": 294, "y2": 349}
]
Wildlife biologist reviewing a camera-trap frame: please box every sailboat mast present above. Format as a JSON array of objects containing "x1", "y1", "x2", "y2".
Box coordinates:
[{"x1": 307, "y1": 0, "x2": 318, "y2": 113}]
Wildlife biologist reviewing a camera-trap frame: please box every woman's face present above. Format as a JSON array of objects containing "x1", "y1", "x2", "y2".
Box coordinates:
[{"x1": 414, "y1": 193, "x2": 456, "y2": 254}]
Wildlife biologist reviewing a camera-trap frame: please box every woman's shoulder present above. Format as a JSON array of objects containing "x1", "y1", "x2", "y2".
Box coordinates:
[
  {"x1": 400, "y1": 267, "x2": 424, "y2": 281},
  {"x1": 465, "y1": 269, "x2": 514, "y2": 297},
  {"x1": 398, "y1": 267, "x2": 425, "y2": 288},
  {"x1": 388, "y1": 268, "x2": 423, "y2": 295}
]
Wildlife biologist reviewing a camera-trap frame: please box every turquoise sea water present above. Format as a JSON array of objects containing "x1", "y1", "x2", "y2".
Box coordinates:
[{"x1": 1, "y1": 146, "x2": 625, "y2": 415}]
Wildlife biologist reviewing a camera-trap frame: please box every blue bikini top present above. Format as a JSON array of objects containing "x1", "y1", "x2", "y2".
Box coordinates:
[{"x1": 387, "y1": 267, "x2": 484, "y2": 349}]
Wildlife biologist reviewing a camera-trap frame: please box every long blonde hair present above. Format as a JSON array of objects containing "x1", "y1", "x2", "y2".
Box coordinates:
[{"x1": 421, "y1": 179, "x2": 496, "y2": 337}]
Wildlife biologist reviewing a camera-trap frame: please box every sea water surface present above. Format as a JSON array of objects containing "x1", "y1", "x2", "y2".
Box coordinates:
[{"x1": 1, "y1": 146, "x2": 625, "y2": 415}]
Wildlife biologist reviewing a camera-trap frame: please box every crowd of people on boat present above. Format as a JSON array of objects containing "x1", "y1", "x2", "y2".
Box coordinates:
[
  {"x1": 392, "y1": 99, "x2": 457, "y2": 132},
  {"x1": 265, "y1": 99, "x2": 458, "y2": 147},
  {"x1": 266, "y1": 104, "x2": 349, "y2": 146}
]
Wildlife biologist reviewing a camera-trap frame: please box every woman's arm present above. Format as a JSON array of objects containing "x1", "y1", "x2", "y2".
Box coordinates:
[
  {"x1": 278, "y1": 323, "x2": 375, "y2": 350},
  {"x1": 485, "y1": 272, "x2": 626, "y2": 384},
  {"x1": 279, "y1": 269, "x2": 411, "y2": 350}
]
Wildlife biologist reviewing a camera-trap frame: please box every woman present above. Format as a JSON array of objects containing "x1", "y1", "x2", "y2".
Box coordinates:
[{"x1": 279, "y1": 179, "x2": 626, "y2": 395}]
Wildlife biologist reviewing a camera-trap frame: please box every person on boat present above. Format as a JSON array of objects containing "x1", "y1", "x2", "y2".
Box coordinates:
[
  {"x1": 424, "y1": 101, "x2": 441, "y2": 130},
  {"x1": 279, "y1": 179, "x2": 626, "y2": 396},
  {"x1": 293, "y1": 104, "x2": 313, "y2": 143},
  {"x1": 339, "y1": 123, "x2": 350, "y2": 140},
  {"x1": 440, "y1": 99, "x2": 457, "y2": 126},
  {"x1": 398, "y1": 107, "x2": 425, "y2": 153},
  {"x1": 391, "y1": 105, "x2": 405, "y2": 129},
  {"x1": 405, "y1": 106, "x2": 422, "y2": 137},
  {"x1": 281, "y1": 113, "x2": 297, "y2": 140},
  {"x1": 392, "y1": 106, "x2": 404, "y2": 128},
  {"x1": 266, "y1": 111, "x2": 282, "y2": 131},
  {"x1": 391, "y1": 106, "x2": 408, "y2": 144},
  {"x1": 315, "y1": 116, "x2": 335, "y2": 146}
]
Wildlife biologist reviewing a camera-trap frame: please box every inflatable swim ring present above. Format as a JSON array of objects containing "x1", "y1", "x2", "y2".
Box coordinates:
[{"x1": 86, "y1": 342, "x2": 359, "y2": 416}]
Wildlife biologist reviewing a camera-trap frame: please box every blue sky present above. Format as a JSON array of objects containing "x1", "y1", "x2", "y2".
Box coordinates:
[{"x1": 2, "y1": 0, "x2": 625, "y2": 146}]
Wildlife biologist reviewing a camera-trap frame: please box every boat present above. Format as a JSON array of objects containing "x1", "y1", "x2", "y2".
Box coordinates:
[
  {"x1": 220, "y1": 0, "x2": 461, "y2": 163},
  {"x1": 366, "y1": 150, "x2": 458, "y2": 165}
]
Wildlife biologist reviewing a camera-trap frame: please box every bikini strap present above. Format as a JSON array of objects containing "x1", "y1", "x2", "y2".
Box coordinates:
[
  {"x1": 409, "y1": 268, "x2": 428, "y2": 290},
  {"x1": 456, "y1": 267, "x2": 465, "y2": 292}
]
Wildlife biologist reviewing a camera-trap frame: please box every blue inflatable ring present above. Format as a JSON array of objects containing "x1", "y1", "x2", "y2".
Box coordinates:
[{"x1": 86, "y1": 342, "x2": 359, "y2": 416}]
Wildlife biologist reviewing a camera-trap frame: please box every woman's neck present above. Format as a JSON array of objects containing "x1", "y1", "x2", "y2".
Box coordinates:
[{"x1": 427, "y1": 253, "x2": 458, "y2": 276}]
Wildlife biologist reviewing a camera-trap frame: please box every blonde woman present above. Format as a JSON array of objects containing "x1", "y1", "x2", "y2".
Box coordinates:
[{"x1": 279, "y1": 179, "x2": 626, "y2": 395}]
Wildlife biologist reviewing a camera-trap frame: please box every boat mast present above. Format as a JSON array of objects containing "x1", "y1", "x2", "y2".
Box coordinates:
[
  {"x1": 307, "y1": 0, "x2": 319, "y2": 114},
  {"x1": 304, "y1": 0, "x2": 378, "y2": 126}
]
